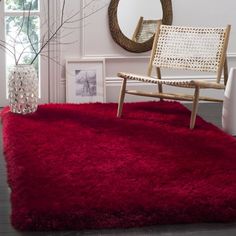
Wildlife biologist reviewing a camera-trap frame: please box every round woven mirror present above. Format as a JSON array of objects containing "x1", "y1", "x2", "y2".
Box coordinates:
[{"x1": 108, "y1": 0, "x2": 173, "y2": 53}]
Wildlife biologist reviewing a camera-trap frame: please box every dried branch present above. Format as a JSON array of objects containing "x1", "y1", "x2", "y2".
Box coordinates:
[
  {"x1": 0, "y1": 42, "x2": 16, "y2": 60},
  {"x1": 27, "y1": 1, "x2": 37, "y2": 54},
  {"x1": 40, "y1": 53, "x2": 65, "y2": 69},
  {"x1": 16, "y1": 0, "x2": 37, "y2": 65},
  {"x1": 10, "y1": 0, "x2": 26, "y2": 61},
  {"x1": 61, "y1": 0, "x2": 66, "y2": 25},
  {"x1": 0, "y1": 39, "x2": 15, "y2": 50},
  {"x1": 64, "y1": 4, "x2": 107, "y2": 25},
  {"x1": 5, "y1": 31, "x2": 17, "y2": 64},
  {"x1": 0, "y1": 0, "x2": 108, "y2": 66}
]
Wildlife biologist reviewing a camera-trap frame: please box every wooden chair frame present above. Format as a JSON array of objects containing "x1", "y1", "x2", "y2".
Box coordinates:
[
  {"x1": 117, "y1": 22, "x2": 231, "y2": 129},
  {"x1": 132, "y1": 17, "x2": 158, "y2": 43}
]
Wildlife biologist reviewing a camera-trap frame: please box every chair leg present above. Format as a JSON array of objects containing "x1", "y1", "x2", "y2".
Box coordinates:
[
  {"x1": 158, "y1": 84, "x2": 163, "y2": 101},
  {"x1": 190, "y1": 87, "x2": 200, "y2": 129},
  {"x1": 117, "y1": 78, "x2": 127, "y2": 118},
  {"x1": 156, "y1": 68, "x2": 163, "y2": 101}
]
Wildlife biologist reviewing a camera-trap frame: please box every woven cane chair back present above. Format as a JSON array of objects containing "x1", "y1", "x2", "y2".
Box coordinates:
[
  {"x1": 133, "y1": 19, "x2": 158, "y2": 43},
  {"x1": 153, "y1": 25, "x2": 228, "y2": 76}
]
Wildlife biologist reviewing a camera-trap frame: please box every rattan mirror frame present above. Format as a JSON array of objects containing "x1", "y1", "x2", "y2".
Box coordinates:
[{"x1": 108, "y1": 0, "x2": 173, "y2": 53}]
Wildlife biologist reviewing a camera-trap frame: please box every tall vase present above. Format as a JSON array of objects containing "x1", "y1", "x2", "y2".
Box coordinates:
[{"x1": 8, "y1": 65, "x2": 38, "y2": 114}]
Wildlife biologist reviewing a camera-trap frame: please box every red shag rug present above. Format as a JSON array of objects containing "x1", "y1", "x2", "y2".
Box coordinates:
[{"x1": 1, "y1": 102, "x2": 236, "y2": 231}]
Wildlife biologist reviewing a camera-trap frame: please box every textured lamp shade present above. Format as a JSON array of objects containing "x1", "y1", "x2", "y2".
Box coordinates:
[
  {"x1": 8, "y1": 65, "x2": 38, "y2": 114},
  {"x1": 222, "y1": 68, "x2": 236, "y2": 135}
]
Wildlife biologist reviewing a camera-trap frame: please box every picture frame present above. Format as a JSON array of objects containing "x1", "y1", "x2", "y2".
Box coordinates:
[{"x1": 66, "y1": 58, "x2": 105, "y2": 103}]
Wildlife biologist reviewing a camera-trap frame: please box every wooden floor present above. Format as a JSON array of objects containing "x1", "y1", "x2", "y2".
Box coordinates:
[{"x1": 1, "y1": 103, "x2": 236, "y2": 236}]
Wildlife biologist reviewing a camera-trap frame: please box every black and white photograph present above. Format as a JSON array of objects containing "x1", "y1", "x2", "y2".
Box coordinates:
[
  {"x1": 75, "y1": 69, "x2": 97, "y2": 97},
  {"x1": 66, "y1": 59, "x2": 105, "y2": 103}
]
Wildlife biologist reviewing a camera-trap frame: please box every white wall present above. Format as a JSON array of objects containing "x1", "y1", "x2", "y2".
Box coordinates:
[{"x1": 56, "y1": 0, "x2": 236, "y2": 103}]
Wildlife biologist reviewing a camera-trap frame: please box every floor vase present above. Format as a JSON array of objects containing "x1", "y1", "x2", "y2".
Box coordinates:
[{"x1": 8, "y1": 65, "x2": 38, "y2": 114}]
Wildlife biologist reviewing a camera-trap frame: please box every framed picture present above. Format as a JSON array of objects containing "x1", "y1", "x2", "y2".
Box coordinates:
[{"x1": 66, "y1": 58, "x2": 105, "y2": 103}]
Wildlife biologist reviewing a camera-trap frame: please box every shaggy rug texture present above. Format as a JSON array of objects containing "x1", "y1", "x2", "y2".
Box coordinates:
[{"x1": 1, "y1": 102, "x2": 236, "y2": 231}]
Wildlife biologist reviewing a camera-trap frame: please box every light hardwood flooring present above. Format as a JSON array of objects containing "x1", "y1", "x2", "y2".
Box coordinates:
[{"x1": 1, "y1": 103, "x2": 236, "y2": 236}]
